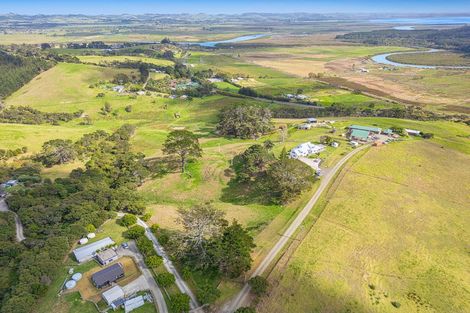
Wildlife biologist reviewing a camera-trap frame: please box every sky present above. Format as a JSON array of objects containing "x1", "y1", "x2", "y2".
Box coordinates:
[{"x1": 1, "y1": 0, "x2": 469, "y2": 15}]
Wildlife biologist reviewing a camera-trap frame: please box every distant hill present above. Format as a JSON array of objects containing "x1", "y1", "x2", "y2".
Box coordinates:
[{"x1": 336, "y1": 26, "x2": 470, "y2": 53}]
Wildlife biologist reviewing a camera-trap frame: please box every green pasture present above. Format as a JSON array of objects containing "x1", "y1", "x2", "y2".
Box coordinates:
[{"x1": 78, "y1": 55, "x2": 174, "y2": 66}]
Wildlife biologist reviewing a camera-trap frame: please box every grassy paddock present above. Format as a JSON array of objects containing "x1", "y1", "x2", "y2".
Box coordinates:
[
  {"x1": 387, "y1": 51, "x2": 470, "y2": 67},
  {"x1": 257, "y1": 140, "x2": 470, "y2": 313},
  {"x1": 78, "y1": 55, "x2": 174, "y2": 66}
]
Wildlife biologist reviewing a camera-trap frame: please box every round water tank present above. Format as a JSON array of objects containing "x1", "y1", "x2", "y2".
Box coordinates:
[
  {"x1": 65, "y1": 280, "x2": 76, "y2": 290},
  {"x1": 71, "y1": 273, "x2": 82, "y2": 281},
  {"x1": 68, "y1": 268, "x2": 74, "y2": 275},
  {"x1": 79, "y1": 238, "x2": 88, "y2": 245},
  {"x1": 87, "y1": 233, "x2": 96, "y2": 239}
]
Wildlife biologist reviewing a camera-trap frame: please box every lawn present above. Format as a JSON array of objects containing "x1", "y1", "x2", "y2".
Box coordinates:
[
  {"x1": 257, "y1": 140, "x2": 470, "y2": 313},
  {"x1": 78, "y1": 55, "x2": 174, "y2": 66}
]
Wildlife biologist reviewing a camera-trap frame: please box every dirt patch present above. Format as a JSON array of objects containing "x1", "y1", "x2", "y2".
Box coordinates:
[{"x1": 71, "y1": 256, "x2": 140, "y2": 303}]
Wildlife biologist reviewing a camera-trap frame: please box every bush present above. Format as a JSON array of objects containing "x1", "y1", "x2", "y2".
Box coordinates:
[
  {"x1": 249, "y1": 276, "x2": 269, "y2": 296},
  {"x1": 156, "y1": 272, "x2": 175, "y2": 287},
  {"x1": 145, "y1": 255, "x2": 163, "y2": 268},
  {"x1": 197, "y1": 282, "x2": 221, "y2": 304},
  {"x1": 141, "y1": 212, "x2": 152, "y2": 222},
  {"x1": 421, "y1": 132, "x2": 434, "y2": 139},
  {"x1": 125, "y1": 225, "x2": 145, "y2": 239},
  {"x1": 391, "y1": 301, "x2": 401, "y2": 308},
  {"x1": 169, "y1": 293, "x2": 190, "y2": 313},
  {"x1": 235, "y1": 307, "x2": 256, "y2": 313},
  {"x1": 119, "y1": 214, "x2": 137, "y2": 227},
  {"x1": 125, "y1": 105, "x2": 133, "y2": 113}
]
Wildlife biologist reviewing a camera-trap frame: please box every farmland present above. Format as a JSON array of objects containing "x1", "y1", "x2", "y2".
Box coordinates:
[
  {"x1": 386, "y1": 51, "x2": 470, "y2": 67},
  {"x1": 257, "y1": 139, "x2": 470, "y2": 313},
  {"x1": 77, "y1": 55, "x2": 174, "y2": 66}
]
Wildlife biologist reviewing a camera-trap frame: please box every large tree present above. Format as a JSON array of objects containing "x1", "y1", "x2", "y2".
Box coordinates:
[
  {"x1": 217, "y1": 105, "x2": 273, "y2": 139},
  {"x1": 36, "y1": 139, "x2": 76, "y2": 167},
  {"x1": 232, "y1": 144, "x2": 275, "y2": 182},
  {"x1": 261, "y1": 159, "x2": 315, "y2": 204},
  {"x1": 163, "y1": 130, "x2": 202, "y2": 173},
  {"x1": 209, "y1": 221, "x2": 255, "y2": 278},
  {"x1": 176, "y1": 203, "x2": 227, "y2": 268}
]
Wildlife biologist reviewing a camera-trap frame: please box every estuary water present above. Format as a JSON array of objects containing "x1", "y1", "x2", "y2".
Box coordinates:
[{"x1": 184, "y1": 34, "x2": 267, "y2": 48}]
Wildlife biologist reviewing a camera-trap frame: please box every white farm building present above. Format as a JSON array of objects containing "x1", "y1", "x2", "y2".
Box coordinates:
[{"x1": 289, "y1": 142, "x2": 326, "y2": 159}]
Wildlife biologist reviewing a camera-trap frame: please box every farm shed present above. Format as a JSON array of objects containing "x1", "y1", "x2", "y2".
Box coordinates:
[
  {"x1": 102, "y1": 285, "x2": 125, "y2": 305},
  {"x1": 96, "y1": 248, "x2": 119, "y2": 266},
  {"x1": 124, "y1": 296, "x2": 145, "y2": 313},
  {"x1": 91, "y1": 263, "x2": 124, "y2": 288},
  {"x1": 349, "y1": 129, "x2": 370, "y2": 141},
  {"x1": 73, "y1": 237, "x2": 115, "y2": 263}
]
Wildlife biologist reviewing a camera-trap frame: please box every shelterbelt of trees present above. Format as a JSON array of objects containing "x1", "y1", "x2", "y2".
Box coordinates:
[
  {"x1": 337, "y1": 25, "x2": 470, "y2": 53},
  {"x1": 0, "y1": 125, "x2": 149, "y2": 313}
]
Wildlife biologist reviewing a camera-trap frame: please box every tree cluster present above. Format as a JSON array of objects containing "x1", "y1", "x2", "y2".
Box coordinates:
[
  {"x1": 0, "y1": 125, "x2": 149, "y2": 313},
  {"x1": 217, "y1": 105, "x2": 274, "y2": 139},
  {"x1": 0, "y1": 106, "x2": 82, "y2": 125}
]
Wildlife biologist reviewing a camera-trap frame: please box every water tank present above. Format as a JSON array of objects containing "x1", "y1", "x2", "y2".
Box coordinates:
[
  {"x1": 68, "y1": 268, "x2": 74, "y2": 275},
  {"x1": 79, "y1": 238, "x2": 88, "y2": 245},
  {"x1": 71, "y1": 273, "x2": 82, "y2": 281},
  {"x1": 65, "y1": 280, "x2": 76, "y2": 290},
  {"x1": 87, "y1": 233, "x2": 96, "y2": 239}
]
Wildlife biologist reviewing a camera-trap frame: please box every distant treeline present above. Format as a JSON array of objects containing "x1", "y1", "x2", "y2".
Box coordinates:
[
  {"x1": 337, "y1": 26, "x2": 470, "y2": 53},
  {"x1": 0, "y1": 106, "x2": 82, "y2": 125},
  {"x1": 0, "y1": 50, "x2": 55, "y2": 98},
  {"x1": 272, "y1": 104, "x2": 470, "y2": 122}
]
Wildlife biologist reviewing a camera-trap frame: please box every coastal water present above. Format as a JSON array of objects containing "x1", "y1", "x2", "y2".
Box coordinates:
[
  {"x1": 371, "y1": 49, "x2": 470, "y2": 69},
  {"x1": 185, "y1": 34, "x2": 267, "y2": 48}
]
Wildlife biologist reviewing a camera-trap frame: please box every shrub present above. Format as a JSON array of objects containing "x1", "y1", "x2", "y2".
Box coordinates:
[
  {"x1": 141, "y1": 212, "x2": 152, "y2": 222},
  {"x1": 197, "y1": 282, "x2": 221, "y2": 304},
  {"x1": 119, "y1": 214, "x2": 137, "y2": 227},
  {"x1": 145, "y1": 255, "x2": 163, "y2": 268},
  {"x1": 156, "y1": 272, "x2": 175, "y2": 287},
  {"x1": 391, "y1": 301, "x2": 401, "y2": 308},
  {"x1": 249, "y1": 276, "x2": 269, "y2": 296},
  {"x1": 125, "y1": 225, "x2": 145, "y2": 239},
  {"x1": 235, "y1": 307, "x2": 256, "y2": 313}
]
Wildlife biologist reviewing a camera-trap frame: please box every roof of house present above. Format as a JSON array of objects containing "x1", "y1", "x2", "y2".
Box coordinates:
[
  {"x1": 350, "y1": 129, "x2": 370, "y2": 140},
  {"x1": 102, "y1": 285, "x2": 125, "y2": 304},
  {"x1": 383, "y1": 129, "x2": 393, "y2": 134},
  {"x1": 124, "y1": 296, "x2": 145, "y2": 312},
  {"x1": 73, "y1": 237, "x2": 115, "y2": 263},
  {"x1": 349, "y1": 125, "x2": 381, "y2": 133},
  {"x1": 97, "y1": 248, "x2": 118, "y2": 262},
  {"x1": 92, "y1": 263, "x2": 124, "y2": 287}
]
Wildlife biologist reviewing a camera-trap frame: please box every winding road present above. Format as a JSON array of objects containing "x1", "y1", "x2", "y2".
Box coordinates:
[
  {"x1": 137, "y1": 218, "x2": 203, "y2": 312},
  {"x1": 224, "y1": 144, "x2": 369, "y2": 312},
  {"x1": 0, "y1": 199, "x2": 25, "y2": 242}
]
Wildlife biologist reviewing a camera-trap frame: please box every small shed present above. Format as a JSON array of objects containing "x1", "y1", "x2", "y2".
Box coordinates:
[
  {"x1": 124, "y1": 296, "x2": 145, "y2": 313},
  {"x1": 307, "y1": 118, "x2": 317, "y2": 124},
  {"x1": 96, "y1": 248, "x2": 119, "y2": 266},
  {"x1": 405, "y1": 129, "x2": 421, "y2": 136},
  {"x1": 102, "y1": 285, "x2": 125, "y2": 305},
  {"x1": 297, "y1": 123, "x2": 312, "y2": 130}
]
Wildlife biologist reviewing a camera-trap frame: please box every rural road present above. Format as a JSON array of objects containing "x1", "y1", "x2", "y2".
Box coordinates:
[
  {"x1": 0, "y1": 199, "x2": 26, "y2": 242},
  {"x1": 224, "y1": 144, "x2": 369, "y2": 312},
  {"x1": 118, "y1": 241, "x2": 169, "y2": 313},
  {"x1": 137, "y1": 218, "x2": 203, "y2": 312}
]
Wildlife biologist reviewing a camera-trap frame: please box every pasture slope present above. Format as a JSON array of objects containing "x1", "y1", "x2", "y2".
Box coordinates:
[{"x1": 257, "y1": 140, "x2": 470, "y2": 313}]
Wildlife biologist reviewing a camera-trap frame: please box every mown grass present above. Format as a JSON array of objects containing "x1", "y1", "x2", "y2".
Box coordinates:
[{"x1": 258, "y1": 140, "x2": 470, "y2": 313}]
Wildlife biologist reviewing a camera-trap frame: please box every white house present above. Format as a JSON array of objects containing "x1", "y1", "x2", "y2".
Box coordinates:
[
  {"x1": 112, "y1": 86, "x2": 125, "y2": 93},
  {"x1": 331, "y1": 142, "x2": 339, "y2": 148},
  {"x1": 289, "y1": 142, "x2": 326, "y2": 159},
  {"x1": 297, "y1": 123, "x2": 312, "y2": 130}
]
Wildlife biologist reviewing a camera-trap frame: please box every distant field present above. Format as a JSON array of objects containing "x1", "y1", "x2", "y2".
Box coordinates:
[
  {"x1": 387, "y1": 52, "x2": 470, "y2": 67},
  {"x1": 78, "y1": 55, "x2": 174, "y2": 66},
  {"x1": 258, "y1": 140, "x2": 470, "y2": 313}
]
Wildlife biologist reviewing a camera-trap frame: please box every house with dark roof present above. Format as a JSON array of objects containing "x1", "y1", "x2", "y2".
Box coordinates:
[{"x1": 92, "y1": 263, "x2": 124, "y2": 289}]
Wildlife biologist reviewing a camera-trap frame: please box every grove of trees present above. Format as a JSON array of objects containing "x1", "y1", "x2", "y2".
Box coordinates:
[{"x1": 217, "y1": 105, "x2": 273, "y2": 139}]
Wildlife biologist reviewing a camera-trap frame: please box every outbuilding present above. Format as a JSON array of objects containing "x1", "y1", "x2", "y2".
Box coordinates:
[
  {"x1": 124, "y1": 296, "x2": 145, "y2": 313},
  {"x1": 96, "y1": 248, "x2": 119, "y2": 266},
  {"x1": 102, "y1": 285, "x2": 125, "y2": 305},
  {"x1": 405, "y1": 129, "x2": 421, "y2": 136},
  {"x1": 73, "y1": 237, "x2": 115, "y2": 263}
]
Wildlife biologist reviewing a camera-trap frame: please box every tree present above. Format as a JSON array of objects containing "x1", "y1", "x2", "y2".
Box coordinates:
[
  {"x1": 263, "y1": 140, "x2": 274, "y2": 150},
  {"x1": 120, "y1": 214, "x2": 137, "y2": 227},
  {"x1": 232, "y1": 145, "x2": 275, "y2": 182},
  {"x1": 156, "y1": 272, "x2": 176, "y2": 287},
  {"x1": 209, "y1": 221, "x2": 255, "y2": 278},
  {"x1": 125, "y1": 105, "x2": 132, "y2": 113},
  {"x1": 85, "y1": 224, "x2": 96, "y2": 233},
  {"x1": 176, "y1": 203, "x2": 227, "y2": 268},
  {"x1": 125, "y1": 225, "x2": 145, "y2": 239},
  {"x1": 36, "y1": 139, "x2": 77, "y2": 167},
  {"x1": 217, "y1": 106, "x2": 273, "y2": 139},
  {"x1": 421, "y1": 132, "x2": 434, "y2": 139},
  {"x1": 163, "y1": 130, "x2": 202, "y2": 173},
  {"x1": 320, "y1": 135, "x2": 333, "y2": 145},
  {"x1": 169, "y1": 293, "x2": 190, "y2": 313},
  {"x1": 249, "y1": 276, "x2": 269, "y2": 296},
  {"x1": 145, "y1": 255, "x2": 163, "y2": 268},
  {"x1": 136, "y1": 236, "x2": 155, "y2": 256},
  {"x1": 261, "y1": 159, "x2": 314, "y2": 204},
  {"x1": 113, "y1": 73, "x2": 130, "y2": 84},
  {"x1": 197, "y1": 281, "x2": 221, "y2": 304},
  {"x1": 101, "y1": 102, "x2": 112, "y2": 115},
  {"x1": 141, "y1": 212, "x2": 152, "y2": 222}
]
